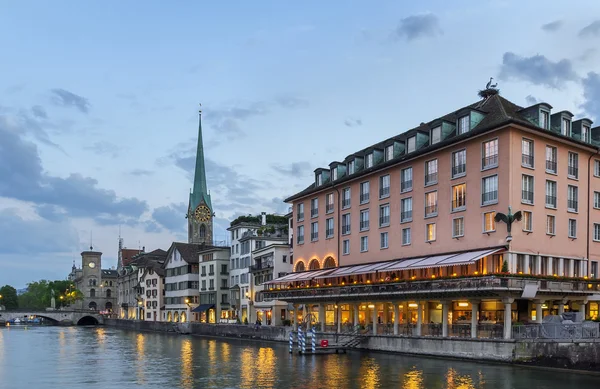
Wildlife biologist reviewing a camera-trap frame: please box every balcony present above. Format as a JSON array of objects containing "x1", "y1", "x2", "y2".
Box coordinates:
[
  {"x1": 360, "y1": 221, "x2": 369, "y2": 231},
  {"x1": 546, "y1": 160, "x2": 557, "y2": 173},
  {"x1": 220, "y1": 286, "x2": 229, "y2": 290},
  {"x1": 522, "y1": 154, "x2": 534, "y2": 167},
  {"x1": 452, "y1": 199, "x2": 466, "y2": 211},
  {"x1": 208, "y1": 272, "x2": 215, "y2": 276},
  {"x1": 311, "y1": 232, "x2": 318, "y2": 241},
  {"x1": 311, "y1": 208, "x2": 318, "y2": 218},
  {"x1": 401, "y1": 180, "x2": 413, "y2": 192},
  {"x1": 326, "y1": 204, "x2": 334, "y2": 213},
  {"x1": 379, "y1": 216, "x2": 390, "y2": 227},
  {"x1": 568, "y1": 166, "x2": 578, "y2": 178},
  {"x1": 342, "y1": 225, "x2": 351, "y2": 235},
  {"x1": 200, "y1": 273, "x2": 206, "y2": 277},
  {"x1": 545, "y1": 195, "x2": 556, "y2": 208},
  {"x1": 452, "y1": 164, "x2": 466, "y2": 177},
  {"x1": 425, "y1": 173, "x2": 438, "y2": 185},
  {"x1": 297, "y1": 236, "x2": 304, "y2": 244},
  {"x1": 326, "y1": 229, "x2": 334, "y2": 238},
  {"x1": 220, "y1": 271, "x2": 229, "y2": 275},
  {"x1": 425, "y1": 204, "x2": 438, "y2": 217},
  {"x1": 568, "y1": 200, "x2": 578, "y2": 212},
  {"x1": 401, "y1": 210, "x2": 412, "y2": 222},
  {"x1": 521, "y1": 190, "x2": 534, "y2": 204},
  {"x1": 297, "y1": 212, "x2": 304, "y2": 221},
  {"x1": 379, "y1": 187, "x2": 390, "y2": 198},
  {"x1": 342, "y1": 199, "x2": 351, "y2": 208},
  {"x1": 482, "y1": 190, "x2": 498, "y2": 205},
  {"x1": 360, "y1": 193, "x2": 370, "y2": 204},
  {"x1": 482, "y1": 154, "x2": 498, "y2": 169}
]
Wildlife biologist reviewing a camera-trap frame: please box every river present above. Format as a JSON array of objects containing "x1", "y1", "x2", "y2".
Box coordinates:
[{"x1": 0, "y1": 326, "x2": 598, "y2": 389}]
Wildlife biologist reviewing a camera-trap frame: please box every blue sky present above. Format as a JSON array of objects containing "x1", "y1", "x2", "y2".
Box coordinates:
[{"x1": 1, "y1": 1, "x2": 599, "y2": 288}]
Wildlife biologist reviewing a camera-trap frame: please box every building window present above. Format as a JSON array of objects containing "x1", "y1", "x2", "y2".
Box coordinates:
[
  {"x1": 582, "y1": 125, "x2": 590, "y2": 142},
  {"x1": 341, "y1": 213, "x2": 351, "y2": 235},
  {"x1": 482, "y1": 175, "x2": 498, "y2": 205},
  {"x1": 310, "y1": 222, "x2": 318, "y2": 241},
  {"x1": 401, "y1": 167, "x2": 413, "y2": 192},
  {"x1": 452, "y1": 183, "x2": 466, "y2": 211},
  {"x1": 521, "y1": 175, "x2": 534, "y2": 204},
  {"x1": 380, "y1": 232, "x2": 389, "y2": 249},
  {"x1": 379, "y1": 174, "x2": 390, "y2": 198},
  {"x1": 348, "y1": 160, "x2": 355, "y2": 174},
  {"x1": 546, "y1": 180, "x2": 557, "y2": 208},
  {"x1": 452, "y1": 149, "x2": 466, "y2": 178},
  {"x1": 546, "y1": 215, "x2": 555, "y2": 235},
  {"x1": 568, "y1": 152, "x2": 579, "y2": 179},
  {"x1": 594, "y1": 224, "x2": 600, "y2": 242},
  {"x1": 483, "y1": 211, "x2": 496, "y2": 232},
  {"x1": 522, "y1": 139, "x2": 534, "y2": 168},
  {"x1": 458, "y1": 115, "x2": 469, "y2": 134},
  {"x1": 399, "y1": 228, "x2": 410, "y2": 246},
  {"x1": 425, "y1": 191, "x2": 438, "y2": 217},
  {"x1": 326, "y1": 218, "x2": 334, "y2": 238},
  {"x1": 592, "y1": 262, "x2": 598, "y2": 280},
  {"x1": 569, "y1": 219, "x2": 577, "y2": 238},
  {"x1": 297, "y1": 225, "x2": 304, "y2": 244},
  {"x1": 385, "y1": 145, "x2": 394, "y2": 161},
  {"x1": 595, "y1": 192, "x2": 600, "y2": 209},
  {"x1": 540, "y1": 110, "x2": 549, "y2": 129},
  {"x1": 360, "y1": 181, "x2": 370, "y2": 204},
  {"x1": 332, "y1": 168, "x2": 338, "y2": 181},
  {"x1": 425, "y1": 159, "x2": 438, "y2": 185},
  {"x1": 316, "y1": 173, "x2": 322, "y2": 186},
  {"x1": 326, "y1": 193, "x2": 334, "y2": 214},
  {"x1": 401, "y1": 197, "x2": 412, "y2": 222},
  {"x1": 342, "y1": 239, "x2": 350, "y2": 255},
  {"x1": 522, "y1": 211, "x2": 532, "y2": 232},
  {"x1": 297, "y1": 203, "x2": 304, "y2": 221},
  {"x1": 431, "y1": 126, "x2": 441, "y2": 144},
  {"x1": 360, "y1": 209, "x2": 369, "y2": 231},
  {"x1": 342, "y1": 188, "x2": 351, "y2": 209},
  {"x1": 366, "y1": 153, "x2": 374, "y2": 168},
  {"x1": 595, "y1": 160, "x2": 600, "y2": 177},
  {"x1": 379, "y1": 204, "x2": 390, "y2": 227},
  {"x1": 407, "y1": 136, "x2": 416, "y2": 153},
  {"x1": 568, "y1": 185, "x2": 578, "y2": 212},
  {"x1": 426, "y1": 223, "x2": 436, "y2": 242},
  {"x1": 545, "y1": 146, "x2": 557, "y2": 174},
  {"x1": 562, "y1": 118, "x2": 571, "y2": 136},
  {"x1": 482, "y1": 139, "x2": 498, "y2": 169},
  {"x1": 360, "y1": 236, "x2": 368, "y2": 252},
  {"x1": 311, "y1": 198, "x2": 318, "y2": 218},
  {"x1": 452, "y1": 217, "x2": 464, "y2": 238}
]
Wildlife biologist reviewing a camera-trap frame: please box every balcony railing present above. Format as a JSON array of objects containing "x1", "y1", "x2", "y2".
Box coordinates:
[
  {"x1": 546, "y1": 160, "x2": 557, "y2": 173},
  {"x1": 568, "y1": 199, "x2": 578, "y2": 212},
  {"x1": 208, "y1": 272, "x2": 214, "y2": 276},
  {"x1": 297, "y1": 213, "x2": 304, "y2": 221},
  {"x1": 452, "y1": 199, "x2": 466, "y2": 211},
  {"x1": 311, "y1": 208, "x2": 318, "y2": 218},
  {"x1": 342, "y1": 225, "x2": 351, "y2": 235},
  {"x1": 425, "y1": 172, "x2": 438, "y2": 185},
  {"x1": 360, "y1": 193, "x2": 370, "y2": 203},
  {"x1": 513, "y1": 323, "x2": 600, "y2": 340},
  {"x1": 342, "y1": 199, "x2": 351, "y2": 208},
  {"x1": 297, "y1": 236, "x2": 304, "y2": 244},
  {"x1": 379, "y1": 187, "x2": 390, "y2": 198},
  {"x1": 545, "y1": 195, "x2": 556, "y2": 208},
  {"x1": 425, "y1": 204, "x2": 438, "y2": 216},
  {"x1": 360, "y1": 221, "x2": 369, "y2": 231},
  {"x1": 452, "y1": 164, "x2": 466, "y2": 177},
  {"x1": 482, "y1": 154, "x2": 498, "y2": 168},
  {"x1": 568, "y1": 165, "x2": 578, "y2": 178},
  {"x1": 521, "y1": 190, "x2": 534, "y2": 204},
  {"x1": 522, "y1": 154, "x2": 534, "y2": 167},
  {"x1": 250, "y1": 261, "x2": 274, "y2": 272},
  {"x1": 326, "y1": 204, "x2": 334, "y2": 213},
  {"x1": 401, "y1": 210, "x2": 412, "y2": 222},
  {"x1": 482, "y1": 190, "x2": 498, "y2": 204},
  {"x1": 401, "y1": 180, "x2": 413, "y2": 192},
  {"x1": 311, "y1": 232, "x2": 318, "y2": 241},
  {"x1": 326, "y1": 229, "x2": 334, "y2": 238},
  {"x1": 379, "y1": 216, "x2": 390, "y2": 226}
]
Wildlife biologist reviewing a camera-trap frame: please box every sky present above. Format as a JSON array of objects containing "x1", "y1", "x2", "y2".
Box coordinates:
[{"x1": 1, "y1": 1, "x2": 600, "y2": 288}]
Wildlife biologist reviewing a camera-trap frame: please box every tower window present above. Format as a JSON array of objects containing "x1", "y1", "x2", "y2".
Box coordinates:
[{"x1": 199, "y1": 224, "x2": 206, "y2": 238}]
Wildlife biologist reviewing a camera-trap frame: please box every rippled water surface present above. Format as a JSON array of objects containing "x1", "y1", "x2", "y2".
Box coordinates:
[{"x1": 0, "y1": 326, "x2": 599, "y2": 389}]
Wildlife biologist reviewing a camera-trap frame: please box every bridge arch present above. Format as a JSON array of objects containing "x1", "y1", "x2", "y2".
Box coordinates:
[{"x1": 77, "y1": 316, "x2": 99, "y2": 325}]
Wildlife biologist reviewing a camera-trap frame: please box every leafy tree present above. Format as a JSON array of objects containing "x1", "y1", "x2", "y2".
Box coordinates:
[
  {"x1": 17, "y1": 280, "x2": 83, "y2": 309},
  {"x1": 0, "y1": 285, "x2": 19, "y2": 309}
]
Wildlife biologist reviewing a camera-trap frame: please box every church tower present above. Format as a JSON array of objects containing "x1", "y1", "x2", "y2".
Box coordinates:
[{"x1": 187, "y1": 107, "x2": 213, "y2": 244}]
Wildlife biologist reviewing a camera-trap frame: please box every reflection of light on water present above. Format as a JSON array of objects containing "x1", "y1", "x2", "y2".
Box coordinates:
[
  {"x1": 322, "y1": 355, "x2": 346, "y2": 387},
  {"x1": 136, "y1": 333, "x2": 146, "y2": 385},
  {"x1": 220, "y1": 342, "x2": 230, "y2": 363},
  {"x1": 208, "y1": 340, "x2": 217, "y2": 377},
  {"x1": 256, "y1": 347, "x2": 275, "y2": 386},
  {"x1": 239, "y1": 348, "x2": 255, "y2": 388},
  {"x1": 446, "y1": 368, "x2": 476, "y2": 389},
  {"x1": 180, "y1": 339, "x2": 193, "y2": 389},
  {"x1": 359, "y1": 357, "x2": 380, "y2": 389},
  {"x1": 59, "y1": 330, "x2": 66, "y2": 356},
  {"x1": 403, "y1": 368, "x2": 423, "y2": 389},
  {"x1": 95, "y1": 327, "x2": 106, "y2": 345}
]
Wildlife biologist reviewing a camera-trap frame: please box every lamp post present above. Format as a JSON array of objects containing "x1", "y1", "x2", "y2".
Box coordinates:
[
  {"x1": 185, "y1": 298, "x2": 190, "y2": 323},
  {"x1": 137, "y1": 300, "x2": 143, "y2": 321}
]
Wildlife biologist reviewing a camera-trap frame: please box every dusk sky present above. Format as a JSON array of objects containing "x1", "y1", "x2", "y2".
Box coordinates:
[{"x1": 1, "y1": 1, "x2": 599, "y2": 288}]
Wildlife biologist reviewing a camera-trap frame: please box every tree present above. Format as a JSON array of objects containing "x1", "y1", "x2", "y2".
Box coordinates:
[
  {"x1": 501, "y1": 260, "x2": 509, "y2": 273},
  {"x1": 0, "y1": 285, "x2": 19, "y2": 309},
  {"x1": 18, "y1": 280, "x2": 83, "y2": 309}
]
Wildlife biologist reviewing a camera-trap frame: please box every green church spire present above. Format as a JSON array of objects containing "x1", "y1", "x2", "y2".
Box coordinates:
[{"x1": 190, "y1": 106, "x2": 211, "y2": 210}]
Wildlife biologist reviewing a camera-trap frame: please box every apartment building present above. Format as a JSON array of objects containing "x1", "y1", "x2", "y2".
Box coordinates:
[
  {"x1": 196, "y1": 246, "x2": 230, "y2": 323},
  {"x1": 163, "y1": 242, "x2": 201, "y2": 323},
  {"x1": 137, "y1": 250, "x2": 167, "y2": 322},
  {"x1": 264, "y1": 92, "x2": 600, "y2": 338}
]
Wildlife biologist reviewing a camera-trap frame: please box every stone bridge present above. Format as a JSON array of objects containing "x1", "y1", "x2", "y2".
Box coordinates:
[{"x1": 0, "y1": 309, "x2": 104, "y2": 326}]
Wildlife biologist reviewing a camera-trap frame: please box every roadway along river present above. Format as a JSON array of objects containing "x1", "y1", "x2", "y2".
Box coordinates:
[{"x1": 1, "y1": 326, "x2": 599, "y2": 389}]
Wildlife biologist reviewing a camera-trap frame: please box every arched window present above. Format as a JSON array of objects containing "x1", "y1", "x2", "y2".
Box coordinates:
[
  {"x1": 106, "y1": 289, "x2": 111, "y2": 298},
  {"x1": 89, "y1": 301, "x2": 97, "y2": 310},
  {"x1": 105, "y1": 302, "x2": 113, "y2": 311},
  {"x1": 109, "y1": 281, "x2": 113, "y2": 286},
  {"x1": 173, "y1": 312, "x2": 179, "y2": 322},
  {"x1": 180, "y1": 312, "x2": 187, "y2": 323},
  {"x1": 167, "y1": 311, "x2": 172, "y2": 322},
  {"x1": 104, "y1": 281, "x2": 108, "y2": 287},
  {"x1": 90, "y1": 288, "x2": 96, "y2": 298},
  {"x1": 199, "y1": 224, "x2": 206, "y2": 238},
  {"x1": 309, "y1": 259, "x2": 320, "y2": 270},
  {"x1": 295, "y1": 261, "x2": 306, "y2": 272},
  {"x1": 323, "y1": 257, "x2": 336, "y2": 269},
  {"x1": 92, "y1": 279, "x2": 97, "y2": 286}
]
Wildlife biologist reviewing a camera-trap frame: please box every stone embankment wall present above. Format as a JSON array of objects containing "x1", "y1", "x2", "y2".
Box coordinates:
[{"x1": 104, "y1": 320, "x2": 600, "y2": 370}]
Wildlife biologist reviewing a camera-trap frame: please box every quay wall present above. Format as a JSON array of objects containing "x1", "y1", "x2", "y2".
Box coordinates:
[{"x1": 104, "y1": 320, "x2": 600, "y2": 370}]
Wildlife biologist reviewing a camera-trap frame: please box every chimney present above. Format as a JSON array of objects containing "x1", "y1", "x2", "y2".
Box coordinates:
[{"x1": 261, "y1": 212, "x2": 267, "y2": 226}]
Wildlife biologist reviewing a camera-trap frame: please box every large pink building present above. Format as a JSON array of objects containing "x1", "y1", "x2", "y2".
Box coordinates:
[{"x1": 265, "y1": 92, "x2": 600, "y2": 340}]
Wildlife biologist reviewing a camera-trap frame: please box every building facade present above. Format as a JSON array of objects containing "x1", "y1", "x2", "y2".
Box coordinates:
[
  {"x1": 264, "y1": 92, "x2": 600, "y2": 338},
  {"x1": 197, "y1": 246, "x2": 231, "y2": 323},
  {"x1": 139, "y1": 260, "x2": 165, "y2": 322},
  {"x1": 69, "y1": 249, "x2": 117, "y2": 313},
  {"x1": 163, "y1": 242, "x2": 201, "y2": 323}
]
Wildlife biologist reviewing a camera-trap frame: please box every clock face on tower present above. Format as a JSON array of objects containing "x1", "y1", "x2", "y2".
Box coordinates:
[
  {"x1": 88, "y1": 261, "x2": 96, "y2": 269},
  {"x1": 194, "y1": 204, "x2": 212, "y2": 222}
]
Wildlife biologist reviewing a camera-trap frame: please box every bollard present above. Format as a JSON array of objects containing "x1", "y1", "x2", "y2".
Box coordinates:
[
  {"x1": 298, "y1": 327, "x2": 304, "y2": 354},
  {"x1": 289, "y1": 331, "x2": 294, "y2": 353},
  {"x1": 311, "y1": 327, "x2": 316, "y2": 353}
]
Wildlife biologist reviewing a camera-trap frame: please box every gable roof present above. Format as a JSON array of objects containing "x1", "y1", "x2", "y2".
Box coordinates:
[{"x1": 164, "y1": 242, "x2": 225, "y2": 266}]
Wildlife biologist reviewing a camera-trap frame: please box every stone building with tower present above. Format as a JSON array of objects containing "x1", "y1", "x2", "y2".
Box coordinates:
[{"x1": 68, "y1": 248, "x2": 118, "y2": 313}]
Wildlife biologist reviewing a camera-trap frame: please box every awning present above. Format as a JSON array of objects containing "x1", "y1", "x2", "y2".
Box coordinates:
[
  {"x1": 191, "y1": 304, "x2": 215, "y2": 313},
  {"x1": 265, "y1": 247, "x2": 504, "y2": 284}
]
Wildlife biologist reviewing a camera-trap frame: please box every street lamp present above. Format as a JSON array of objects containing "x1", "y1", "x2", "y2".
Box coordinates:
[{"x1": 137, "y1": 300, "x2": 143, "y2": 320}]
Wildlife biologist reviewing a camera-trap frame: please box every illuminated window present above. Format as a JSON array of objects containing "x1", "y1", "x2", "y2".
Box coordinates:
[
  {"x1": 483, "y1": 212, "x2": 496, "y2": 232},
  {"x1": 426, "y1": 223, "x2": 436, "y2": 242},
  {"x1": 546, "y1": 215, "x2": 555, "y2": 235}
]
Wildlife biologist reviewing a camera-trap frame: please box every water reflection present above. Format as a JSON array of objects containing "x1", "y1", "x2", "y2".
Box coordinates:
[
  {"x1": 403, "y1": 367, "x2": 423, "y2": 389},
  {"x1": 180, "y1": 338, "x2": 193, "y2": 389},
  {"x1": 359, "y1": 357, "x2": 380, "y2": 389},
  {"x1": 446, "y1": 368, "x2": 476, "y2": 389},
  {"x1": 136, "y1": 333, "x2": 146, "y2": 385}
]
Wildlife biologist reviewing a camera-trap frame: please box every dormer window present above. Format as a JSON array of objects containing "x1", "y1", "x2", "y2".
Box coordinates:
[
  {"x1": 540, "y1": 110, "x2": 549, "y2": 129},
  {"x1": 385, "y1": 145, "x2": 393, "y2": 161},
  {"x1": 366, "y1": 153, "x2": 374, "y2": 168},
  {"x1": 316, "y1": 173, "x2": 323, "y2": 186},
  {"x1": 431, "y1": 126, "x2": 441, "y2": 145},
  {"x1": 582, "y1": 125, "x2": 590, "y2": 142},
  {"x1": 407, "y1": 136, "x2": 416, "y2": 153},
  {"x1": 562, "y1": 118, "x2": 571, "y2": 136},
  {"x1": 332, "y1": 168, "x2": 338, "y2": 181},
  {"x1": 458, "y1": 115, "x2": 469, "y2": 135},
  {"x1": 348, "y1": 160, "x2": 355, "y2": 174}
]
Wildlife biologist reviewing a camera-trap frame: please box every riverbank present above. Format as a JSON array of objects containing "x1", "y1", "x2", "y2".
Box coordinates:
[{"x1": 104, "y1": 319, "x2": 600, "y2": 371}]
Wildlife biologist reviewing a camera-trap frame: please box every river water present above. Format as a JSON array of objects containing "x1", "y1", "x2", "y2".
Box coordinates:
[{"x1": 0, "y1": 326, "x2": 598, "y2": 389}]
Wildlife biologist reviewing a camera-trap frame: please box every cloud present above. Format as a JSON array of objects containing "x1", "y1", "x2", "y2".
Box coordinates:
[
  {"x1": 344, "y1": 118, "x2": 363, "y2": 127},
  {"x1": 578, "y1": 48, "x2": 597, "y2": 62},
  {"x1": 275, "y1": 96, "x2": 309, "y2": 109},
  {"x1": 579, "y1": 20, "x2": 600, "y2": 37},
  {"x1": 541, "y1": 20, "x2": 563, "y2": 32},
  {"x1": 144, "y1": 221, "x2": 163, "y2": 233},
  {"x1": 271, "y1": 161, "x2": 312, "y2": 178},
  {"x1": 35, "y1": 204, "x2": 67, "y2": 222},
  {"x1": 129, "y1": 169, "x2": 154, "y2": 177},
  {"x1": 0, "y1": 124, "x2": 148, "y2": 225},
  {"x1": 31, "y1": 105, "x2": 47, "y2": 119},
  {"x1": 581, "y1": 72, "x2": 600, "y2": 121},
  {"x1": 499, "y1": 52, "x2": 578, "y2": 89},
  {"x1": 394, "y1": 13, "x2": 442, "y2": 41},
  {"x1": 152, "y1": 203, "x2": 187, "y2": 233},
  {"x1": 50, "y1": 88, "x2": 91, "y2": 113},
  {"x1": 84, "y1": 141, "x2": 120, "y2": 158},
  {"x1": 525, "y1": 95, "x2": 538, "y2": 105}
]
